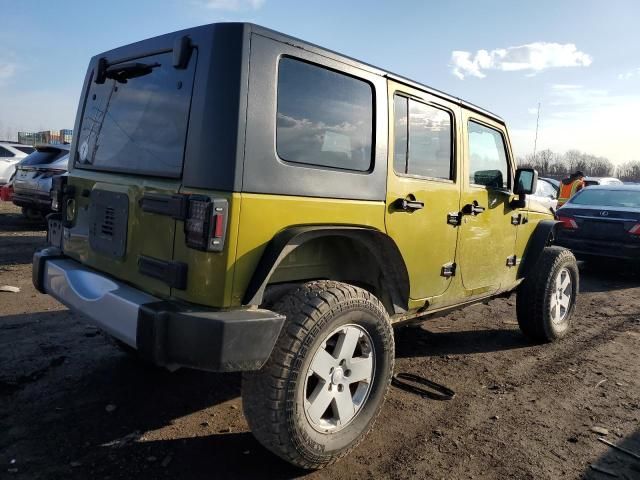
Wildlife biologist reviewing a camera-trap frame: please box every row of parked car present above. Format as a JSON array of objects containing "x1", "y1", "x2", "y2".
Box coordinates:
[
  {"x1": 529, "y1": 175, "x2": 624, "y2": 211},
  {"x1": 0, "y1": 141, "x2": 69, "y2": 218},
  {"x1": 1, "y1": 141, "x2": 637, "y2": 263}
]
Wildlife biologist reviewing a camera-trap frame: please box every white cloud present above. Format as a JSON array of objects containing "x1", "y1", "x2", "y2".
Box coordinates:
[
  {"x1": 451, "y1": 42, "x2": 592, "y2": 79},
  {"x1": 618, "y1": 68, "x2": 640, "y2": 80},
  {"x1": 198, "y1": 0, "x2": 265, "y2": 11},
  {"x1": 510, "y1": 85, "x2": 640, "y2": 164}
]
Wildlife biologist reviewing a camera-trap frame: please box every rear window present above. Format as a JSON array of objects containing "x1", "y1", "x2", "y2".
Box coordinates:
[
  {"x1": 14, "y1": 146, "x2": 35, "y2": 155},
  {"x1": 20, "y1": 148, "x2": 68, "y2": 166},
  {"x1": 276, "y1": 57, "x2": 373, "y2": 172},
  {"x1": 75, "y1": 50, "x2": 197, "y2": 177},
  {"x1": 0, "y1": 146, "x2": 15, "y2": 157},
  {"x1": 569, "y1": 189, "x2": 640, "y2": 208}
]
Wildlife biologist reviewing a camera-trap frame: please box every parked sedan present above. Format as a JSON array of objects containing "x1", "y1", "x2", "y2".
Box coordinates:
[
  {"x1": 12, "y1": 145, "x2": 70, "y2": 217},
  {"x1": 555, "y1": 184, "x2": 640, "y2": 261}
]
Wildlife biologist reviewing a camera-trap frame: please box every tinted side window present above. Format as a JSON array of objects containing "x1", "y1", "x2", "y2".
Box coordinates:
[
  {"x1": 0, "y1": 146, "x2": 15, "y2": 158},
  {"x1": 276, "y1": 58, "x2": 373, "y2": 171},
  {"x1": 468, "y1": 121, "x2": 509, "y2": 189},
  {"x1": 393, "y1": 95, "x2": 453, "y2": 180}
]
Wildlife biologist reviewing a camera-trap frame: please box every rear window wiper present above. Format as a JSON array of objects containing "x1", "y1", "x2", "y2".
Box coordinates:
[{"x1": 103, "y1": 62, "x2": 160, "y2": 83}]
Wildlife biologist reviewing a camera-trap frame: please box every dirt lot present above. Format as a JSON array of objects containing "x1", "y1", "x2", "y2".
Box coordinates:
[{"x1": 0, "y1": 201, "x2": 639, "y2": 480}]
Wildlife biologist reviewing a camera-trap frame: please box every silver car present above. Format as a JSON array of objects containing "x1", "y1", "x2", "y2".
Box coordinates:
[{"x1": 12, "y1": 144, "x2": 70, "y2": 217}]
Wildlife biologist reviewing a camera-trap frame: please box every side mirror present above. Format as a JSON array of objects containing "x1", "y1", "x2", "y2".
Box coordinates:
[
  {"x1": 514, "y1": 168, "x2": 538, "y2": 195},
  {"x1": 511, "y1": 168, "x2": 538, "y2": 209}
]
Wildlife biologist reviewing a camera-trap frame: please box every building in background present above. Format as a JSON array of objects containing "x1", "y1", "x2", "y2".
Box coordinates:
[{"x1": 18, "y1": 129, "x2": 73, "y2": 146}]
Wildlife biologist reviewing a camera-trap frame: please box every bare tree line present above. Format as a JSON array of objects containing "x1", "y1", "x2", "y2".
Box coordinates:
[{"x1": 518, "y1": 149, "x2": 640, "y2": 182}]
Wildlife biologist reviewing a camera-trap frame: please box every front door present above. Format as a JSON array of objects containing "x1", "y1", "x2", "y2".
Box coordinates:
[
  {"x1": 385, "y1": 81, "x2": 461, "y2": 301},
  {"x1": 457, "y1": 113, "x2": 518, "y2": 293}
]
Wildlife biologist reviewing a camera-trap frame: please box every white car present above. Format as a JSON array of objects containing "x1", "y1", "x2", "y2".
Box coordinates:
[
  {"x1": 584, "y1": 176, "x2": 623, "y2": 186},
  {"x1": 0, "y1": 142, "x2": 36, "y2": 185},
  {"x1": 529, "y1": 177, "x2": 559, "y2": 211}
]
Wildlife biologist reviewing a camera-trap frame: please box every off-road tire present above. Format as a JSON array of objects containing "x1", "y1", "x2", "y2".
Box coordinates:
[
  {"x1": 242, "y1": 280, "x2": 394, "y2": 469},
  {"x1": 516, "y1": 246, "x2": 579, "y2": 343}
]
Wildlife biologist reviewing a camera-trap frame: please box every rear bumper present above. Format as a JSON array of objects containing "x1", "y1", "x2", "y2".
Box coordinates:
[
  {"x1": 33, "y1": 248, "x2": 285, "y2": 372},
  {"x1": 555, "y1": 234, "x2": 640, "y2": 260},
  {"x1": 12, "y1": 191, "x2": 52, "y2": 210}
]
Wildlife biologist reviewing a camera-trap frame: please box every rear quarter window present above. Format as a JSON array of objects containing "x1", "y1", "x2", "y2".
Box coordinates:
[{"x1": 276, "y1": 57, "x2": 373, "y2": 172}]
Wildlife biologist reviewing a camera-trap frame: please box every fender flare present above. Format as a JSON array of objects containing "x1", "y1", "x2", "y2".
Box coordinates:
[
  {"x1": 242, "y1": 226, "x2": 410, "y2": 314},
  {"x1": 518, "y1": 219, "x2": 559, "y2": 278}
]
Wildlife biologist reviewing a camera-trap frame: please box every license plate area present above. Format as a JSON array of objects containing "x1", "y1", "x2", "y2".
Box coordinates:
[
  {"x1": 583, "y1": 220, "x2": 625, "y2": 240},
  {"x1": 47, "y1": 215, "x2": 63, "y2": 248},
  {"x1": 89, "y1": 190, "x2": 129, "y2": 258}
]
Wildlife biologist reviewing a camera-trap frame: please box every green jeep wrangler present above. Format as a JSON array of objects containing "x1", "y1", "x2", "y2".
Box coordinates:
[{"x1": 34, "y1": 23, "x2": 578, "y2": 469}]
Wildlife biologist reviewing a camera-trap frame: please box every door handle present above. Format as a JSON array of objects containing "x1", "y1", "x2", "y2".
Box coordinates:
[
  {"x1": 394, "y1": 196, "x2": 424, "y2": 212},
  {"x1": 462, "y1": 201, "x2": 485, "y2": 216}
]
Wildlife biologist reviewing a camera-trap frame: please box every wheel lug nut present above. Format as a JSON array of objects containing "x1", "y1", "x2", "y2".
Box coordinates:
[
  {"x1": 345, "y1": 369, "x2": 351, "y2": 377},
  {"x1": 337, "y1": 384, "x2": 344, "y2": 392}
]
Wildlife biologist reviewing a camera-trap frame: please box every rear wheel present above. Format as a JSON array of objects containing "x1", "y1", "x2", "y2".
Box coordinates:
[
  {"x1": 242, "y1": 281, "x2": 394, "y2": 469},
  {"x1": 517, "y1": 246, "x2": 579, "y2": 342},
  {"x1": 21, "y1": 207, "x2": 43, "y2": 220}
]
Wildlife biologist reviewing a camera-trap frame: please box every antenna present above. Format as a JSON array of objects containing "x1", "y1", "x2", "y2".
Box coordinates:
[{"x1": 533, "y1": 102, "x2": 541, "y2": 158}]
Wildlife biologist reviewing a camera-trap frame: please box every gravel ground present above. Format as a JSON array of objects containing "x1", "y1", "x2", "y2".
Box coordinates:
[{"x1": 1, "y1": 201, "x2": 639, "y2": 479}]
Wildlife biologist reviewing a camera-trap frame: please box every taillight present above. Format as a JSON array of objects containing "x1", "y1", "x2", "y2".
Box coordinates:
[
  {"x1": 629, "y1": 224, "x2": 640, "y2": 236},
  {"x1": 50, "y1": 175, "x2": 67, "y2": 212},
  {"x1": 184, "y1": 196, "x2": 228, "y2": 252},
  {"x1": 557, "y1": 216, "x2": 578, "y2": 229}
]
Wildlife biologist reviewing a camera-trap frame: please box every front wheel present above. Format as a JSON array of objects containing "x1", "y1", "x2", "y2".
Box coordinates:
[
  {"x1": 242, "y1": 281, "x2": 394, "y2": 469},
  {"x1": 517, "y1": 246, "x2": 579, "y2": 342}
]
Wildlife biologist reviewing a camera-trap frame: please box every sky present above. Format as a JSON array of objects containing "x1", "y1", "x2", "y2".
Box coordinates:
[{"x1": 1, "y1": 0, "x2": 639, "y2": 164}]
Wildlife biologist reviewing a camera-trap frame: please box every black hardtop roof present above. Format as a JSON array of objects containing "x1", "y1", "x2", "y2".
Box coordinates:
[
  {"x1": 250, "y1": 23, "x2": 503, "y2": 123},
  {"x1": 97, "y1": 22, "x2": 504, "y2": 124}
]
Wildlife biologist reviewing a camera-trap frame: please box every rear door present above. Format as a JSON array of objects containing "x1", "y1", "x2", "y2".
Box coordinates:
[
  {"x1": 385, "y1": 80, "x2": 462, "y2": 301},
  {"x1": 63, "y1": 49, "x2": 197, "y2": 298}
]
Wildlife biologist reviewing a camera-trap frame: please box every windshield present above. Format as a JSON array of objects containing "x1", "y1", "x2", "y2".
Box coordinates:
[
  {"x1": 569, "y1": 189, "x2": 640, "y2": 208},
  {"x1": 75, "y1": 50, "x2": 197, "y2": 178},
  {"x1": 20, "y1": 148, "x2": 68, "y2": 166}
]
